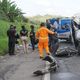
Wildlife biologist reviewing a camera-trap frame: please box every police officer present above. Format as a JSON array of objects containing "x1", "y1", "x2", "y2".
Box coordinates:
[
  {"x1": 29, "y1": 25, "x2": 35, "y2": 50},
  {"x1": 7, "y1": 25, "x2": 16, "y2": 55}
]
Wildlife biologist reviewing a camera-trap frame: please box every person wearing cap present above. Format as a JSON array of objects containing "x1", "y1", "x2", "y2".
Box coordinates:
[
  {"x1": 36, "y1": 23, "x2": 55, "y2": 59},
  {"x1": 29, "y1": 25, "x2": 35, "y2": 50},
  {"x1": 7, "y1": 25, "x2": 16, "y2": 55}
]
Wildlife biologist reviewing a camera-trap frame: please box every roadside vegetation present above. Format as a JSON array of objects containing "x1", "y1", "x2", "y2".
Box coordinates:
[
  {"x1": 0, "y1": 0, "x2": 39, "y2": 55},
  {"x1": 0, "y1": 19, "x2": 39, "y2": 55},
  {"x1": 0, "y1": 0, "x2": 56, "y2": 55}
]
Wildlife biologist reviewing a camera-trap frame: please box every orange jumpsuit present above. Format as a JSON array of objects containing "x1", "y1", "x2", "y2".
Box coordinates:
[{"x1": 36, "y1": 27, "x2": 54, "y2": 57}]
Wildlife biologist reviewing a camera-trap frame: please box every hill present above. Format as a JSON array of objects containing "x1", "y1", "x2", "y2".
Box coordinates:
[{"x1": 29, "y1": 14, "x2": 62, "y2": 22}]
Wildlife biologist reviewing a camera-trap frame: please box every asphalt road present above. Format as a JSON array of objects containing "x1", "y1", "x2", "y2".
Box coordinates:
[
  {"x1": 0, "y1": 40, "x2": 80, "y2": 80},
  {"x1": 0, "y1": 46, "x2": 44, "y2": 80},
  {"x1": 51, "y1": 40, "x2": 80, "y2": 80}
]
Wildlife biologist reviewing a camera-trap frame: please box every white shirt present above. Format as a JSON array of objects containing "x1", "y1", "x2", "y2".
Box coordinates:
[{"x1": 53, "y1": 21, "x2": 58, "y2": 29}]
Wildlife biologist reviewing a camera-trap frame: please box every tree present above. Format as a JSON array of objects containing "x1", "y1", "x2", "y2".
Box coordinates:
[{"x1": 0, "y1": 0, "x2": 23, "y2": 22}]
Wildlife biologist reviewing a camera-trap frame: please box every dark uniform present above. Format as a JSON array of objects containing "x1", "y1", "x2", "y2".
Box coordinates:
[
  {"x1": 30, "y1": 29, "x2": 35, "y2": 50},
  {"x1": 7, "y1": 26, "x2": 16, "y2": 55},
  {"x1": 46, "y1": 23, "x2": 51, "y2": 30}
]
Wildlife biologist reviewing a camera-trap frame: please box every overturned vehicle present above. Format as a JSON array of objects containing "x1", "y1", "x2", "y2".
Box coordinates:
[{"x1": 55, "y1": 19, "x2": 80, "y2": 57}]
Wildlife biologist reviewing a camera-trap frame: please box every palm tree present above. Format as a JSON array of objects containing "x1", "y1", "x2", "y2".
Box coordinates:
[
  {"x1": 0, "y1": 0, "x2": 8, "y2": 20},
  {"x1": 0, "y1": 0, "x2": 23, "y2": 22}
]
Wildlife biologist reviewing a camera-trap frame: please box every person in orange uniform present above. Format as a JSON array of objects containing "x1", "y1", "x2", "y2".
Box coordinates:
[{"x1": 36, "y1": 23, "x2": 55, "y2": 59}]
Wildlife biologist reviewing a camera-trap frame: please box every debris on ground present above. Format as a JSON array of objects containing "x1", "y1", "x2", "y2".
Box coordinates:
[
  {"x1": 55, "y1": 47, "x2": 78, "y2": 57},
  {"x1": 33, "y1": 55, "x2": 59, "y2": 76}
]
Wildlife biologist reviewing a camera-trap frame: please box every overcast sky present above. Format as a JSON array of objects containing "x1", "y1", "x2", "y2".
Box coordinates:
[{"x1": 12, "y1": 0, "x2": 80, "y2": 17}]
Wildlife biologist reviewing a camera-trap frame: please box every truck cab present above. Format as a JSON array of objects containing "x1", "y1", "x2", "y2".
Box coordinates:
[
  {"x1": 48, "y1": 18, "x2": 72, "y2": 42},
  {"x1": 57, "y1": 18, "x2": 72, "y2": 41}
]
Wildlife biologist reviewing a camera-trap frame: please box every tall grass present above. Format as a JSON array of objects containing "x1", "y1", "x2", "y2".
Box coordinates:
[{"x1": 0, "y1": 37, "x2": 8, "y2": 55}]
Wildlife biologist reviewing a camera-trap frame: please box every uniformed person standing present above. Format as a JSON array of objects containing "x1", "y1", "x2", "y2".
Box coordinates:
[
  {"x1": 29, "y1": 25, "x2": 35, "y2": 50},
  {"x1": 36, "y1": 23, "x2": 55, "y2": 59},
  {"x1": 7, "y1": 25, "x2": 16, "y2": 55}
]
